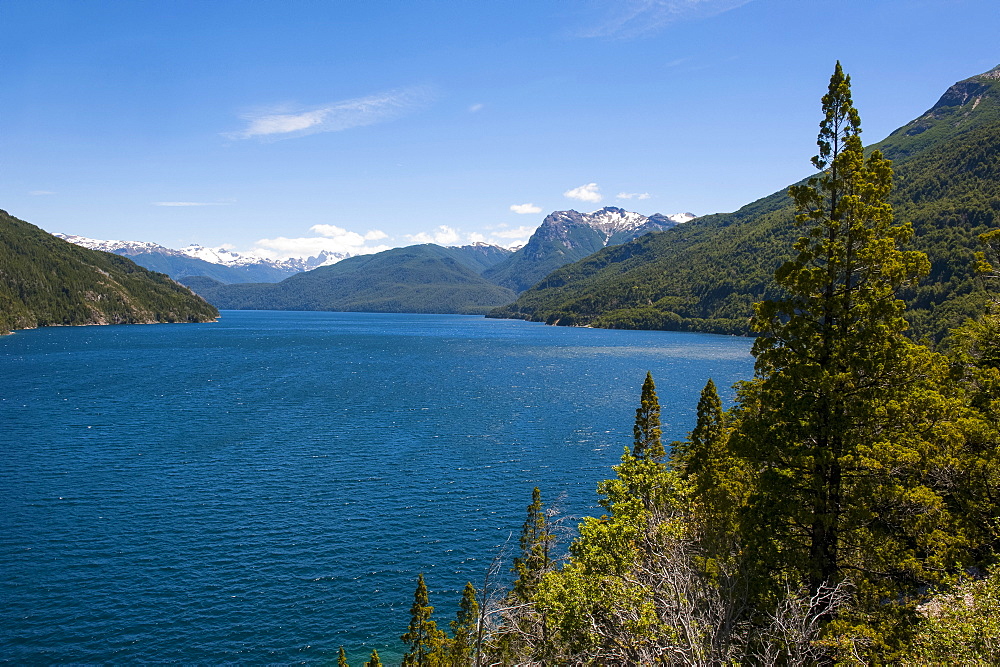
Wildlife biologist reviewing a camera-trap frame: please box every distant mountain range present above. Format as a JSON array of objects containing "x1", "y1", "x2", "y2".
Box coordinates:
[
  {"x1": 54, "y1": 234, "x2": 347, "y2": 284},
  {"x1": 1, "y1": 211, "x2": 218, "y2": 334},
  {"x1": 188, "y1": 244, "x2": 518, "y2": 315},
  {"x1": 55, "y1": 205, "x2": 690, "y2": 316},
  {"x1": 489, "y1": 63, "x2": 1000, "y2": 341}
]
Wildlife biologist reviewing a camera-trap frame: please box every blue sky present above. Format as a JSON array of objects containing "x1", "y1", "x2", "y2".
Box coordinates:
[{"x1": 3, "y1": 0, "x2": 999, "y2": 258}]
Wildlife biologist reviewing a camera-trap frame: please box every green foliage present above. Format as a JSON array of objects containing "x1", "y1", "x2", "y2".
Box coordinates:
[
  {"x1": 448, "y1": 582, "x2": 478, "y2": 666},
  {"x1": 198, "y1": 244, "x2": 517, "y2": 315},
  {"x1": 401, "y1": 573, "x2": 446, "y2": 666},
  {"x1": 338, "y1": 645, "x2": 349, "y2": 666},
  {"x1": 0, "y1": 209, "x2": 218, "y2": 334},
  {"x1": 490, "y1": 64, "x2": 1000, "y2": 342},
  {"x1": 632, "y1": 371, "x2": 664, "y2": 460},
  {"x1": 364, "y1": 648, "x2": 382, "y2": 667},
  {"x1": 904, "y1": 569, "x2": 1000, "y2": 664}
]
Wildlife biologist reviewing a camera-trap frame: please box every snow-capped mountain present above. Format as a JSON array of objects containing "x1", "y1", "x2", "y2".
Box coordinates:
[
  {"x1": 53, "y1": 233, "x2": 348, "y2": 284},
  {"x1": 482, "y1": 206, "x2": 695, "y2": 293},
  {"x1": 662, "y1": 212, "x2": 697, "y2": 224}
]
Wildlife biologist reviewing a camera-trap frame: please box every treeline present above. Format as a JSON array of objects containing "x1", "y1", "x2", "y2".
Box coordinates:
[
  {"x1": 0, "y1": 209, "x2": 218, "y2": 333},
  {"x1": 346, "y1": 65, "x2": 1000, "y2": 665}
]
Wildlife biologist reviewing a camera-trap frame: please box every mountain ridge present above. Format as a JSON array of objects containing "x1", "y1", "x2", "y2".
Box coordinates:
[
  {"x1": 483, "y1": 206, "x2": 692, "y2": 293},
  {"x1": 489, "y1": 63, "x2": 1000, "y2": 341}
]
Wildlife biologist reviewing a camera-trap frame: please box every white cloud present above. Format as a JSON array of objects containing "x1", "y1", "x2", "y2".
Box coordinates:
[
  {"x1": 510, "y1": 203, "x2": 542, "y2": 214},
  {"x1": 616, "y1": 192, "x2": 651, "y2": 200},
  {"x1": 578, "y1": 0, "x2": 754, "y2": 39},
  {"x1": 251, "y1": 224, "x2": 391, "y2": 259},
  {"x1": 467, "y1": 224, "x2": 538, "y2": 248},
  {"x1": 153, "y1": 201, "x2": 231, "y2": 207},
  {"x1": 468, "y1": 103, "x2": 484, "y2": 113},
  {"x1": 228, "y1": 86, "x2": 434, "y2": 140},
  {"x1": 29, "y1": 190, "x2": 55, "y2": 196},
  {"x1": 564, "y1": 182, "x2": 602, "y2": 204},
  {"x1": 406, "y1": 225, "x2": 461, "y2": 246}
]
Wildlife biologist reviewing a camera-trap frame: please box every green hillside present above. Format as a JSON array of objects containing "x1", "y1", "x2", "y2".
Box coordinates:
[
  {"x1": 0, "y1": 210, "x2": 219, "y2": 334},
  {"x1": 490, "y1": 64, "x2": 1000, "y2": 341},
  {"x1": 194, "y1": 243, "x2": 518, "y2": 315}
]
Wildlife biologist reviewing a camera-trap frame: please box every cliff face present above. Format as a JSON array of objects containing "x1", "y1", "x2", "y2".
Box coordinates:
[{"x1": 0, "y1": 209, "x2": 219, "y2": 334}]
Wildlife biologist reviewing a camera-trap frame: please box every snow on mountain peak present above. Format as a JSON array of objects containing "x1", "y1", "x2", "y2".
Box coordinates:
[{"x1": 54, "y1": 233, "x2": 350, "y2": 272}]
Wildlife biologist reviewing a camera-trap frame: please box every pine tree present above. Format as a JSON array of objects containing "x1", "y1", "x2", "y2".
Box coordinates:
[
  {"x1": 632, "y1": 371, "x2": 664, "y2": 459},
  {"x1": 364, "y1": 648, "x2": 382, "y2": 667},
  {"x1": 338, "y1": 645, "x2": 349, "y2": 667},
  {"x1": 735, "y1": 63, "x2": 969, "y2": 635},
  {"x1": 401, "y1": 573, "x2": 444, "y2": 665},
  {"x1": 512, "y1": 487, "x2": 552, "y2": 602},
  {"x1": 449, "y1": 582, "x2": 479, "y2": 666}
]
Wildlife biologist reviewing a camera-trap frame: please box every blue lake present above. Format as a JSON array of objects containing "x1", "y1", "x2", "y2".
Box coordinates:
[{"x1": 1, "y1": 311, "x2": 754, "y2": 663}]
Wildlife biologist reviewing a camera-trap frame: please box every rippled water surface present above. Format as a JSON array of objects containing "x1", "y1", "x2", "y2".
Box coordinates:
[{"x1": 2, "y1": 311, "x2": 754, "y2": 663}]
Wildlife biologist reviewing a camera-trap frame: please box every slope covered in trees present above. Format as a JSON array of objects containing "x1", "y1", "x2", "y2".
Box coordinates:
[
  {"x1": 490, "y1": 64, "x2": 1000, "y2": 341},
  {"x1": 193, "y1": 244, "x2": 518, "y2": 315},
  {"x1": 0, "y1": 209, "x2": 218, "y2": 334}
]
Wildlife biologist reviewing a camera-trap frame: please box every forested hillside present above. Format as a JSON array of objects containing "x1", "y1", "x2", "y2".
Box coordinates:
[
  {"x1": 490, "y1": 64, "x2": 1000, "y2": 341},
  {"x1": 192, "y1": 244, "x2": 517, "y2": 315},
  {"x1": 0, "y1": 210, "x2": 219, "y2": 334}
]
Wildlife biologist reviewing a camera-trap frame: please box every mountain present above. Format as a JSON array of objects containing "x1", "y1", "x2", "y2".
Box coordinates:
[
  {"x1": 190, "y1": 243, "x2": 518, "y2": 315},
  {"x1": 483, "y1": 206, "x2": 690, "y2": 293},
  {"x1": 54, "y1": 234, "x2": 347, "y2": 284},
  {"x1": 489, "y1": 64, "x2": 1000, "y2": 341},
  {"x1": 1, "y1": 210, "x2": 218, "y2": 334}
]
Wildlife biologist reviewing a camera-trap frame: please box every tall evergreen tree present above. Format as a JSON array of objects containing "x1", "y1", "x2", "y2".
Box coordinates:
[
  {"x1": 401, "y1": 573, "x2": 444, "y2": 665},
  {"x1": 364, "y1": 648, "x2": 382, "y2": 667},
  {"x1": 338, "y1": 645, "x2": 349, "y2": 667},
  {"x1": 449, "y1": 582, "x2": 479, "y2": 666},
  {"x1": 633, "y1": 371, "x2": 665, "y2": 460},
  {"x1": 512, "y1": 487, "x2": 553, "y2": 602},
  {"x1": 735, "y1": 63, "x2": 968, "y2": 636}
]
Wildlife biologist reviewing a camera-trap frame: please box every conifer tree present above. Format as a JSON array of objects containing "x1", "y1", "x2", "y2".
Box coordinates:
[
  {"x1": 512, "y1": 487, "x2": 552, "y2": 602},
  {"x1": 735, "y1": 62, "x2": 967, "y2": 626},
  {"x1": 364, "y1": 648, "x2": 382, "y2": 667},
  {"x1": 449, "y1": 582, "x2": 479, "y2": 666},
  {"x1": 633, "y1": 371, "x2": 664, "y2": 460},
  {"x1": 338, "y1": 645, "x2": 349, "y2": 667},
  {"x1": 401, "y1": 573, "x2": 444, "y2": 665}
]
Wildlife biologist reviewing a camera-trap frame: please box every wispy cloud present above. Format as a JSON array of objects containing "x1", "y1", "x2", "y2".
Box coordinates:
[
  {"x1": 577, "y1": 0, "x2": 754, "y2": 39},
  {"x1": 510, "y1": 203, "x2": 542, "y2": 214},
  {"x1": 228, "y1": 86, "x2": 434, "y2": 140},
  {"x1": 468, "y1": 103, "x2": 485, "y2": 113},
  {"x1": 617, "y1": 192, "x2": 651, "y2": 200},
  {"x1": 564, "y1": 183, "x2": 602, "y2": 204},
  {"x1": 29, "y1": 190, "x2": 55, "y2": 196},
  {"x1": 252, "y1": 224, "x2": 391, "y2": 259},
  {"x1": 153, "y1": 201, "x2": 232, "y2": 207},
  {"x1": 469, "y1": 224, "x2": 539, "y2": 248}
]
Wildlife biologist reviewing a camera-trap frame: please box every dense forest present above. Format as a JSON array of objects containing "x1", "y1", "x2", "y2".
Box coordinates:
[
  {"x1": 0, "y1": 209, "x2": 218, "y2": 334},
  {"x1": 490, "y1": 64, "x2": 1000, "y2": 343},
  {"x1": 342, "y1": 65, "x2": 1000, "y2": 665}
]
